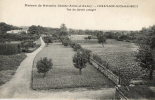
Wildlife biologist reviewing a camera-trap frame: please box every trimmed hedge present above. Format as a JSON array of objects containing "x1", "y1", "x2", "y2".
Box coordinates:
[
  {"x1": 0, "y1": 43, "x2": 21, "y2": 55},
  {"x1": 0, "y1": 34, "x2": 40, "y2": 42}
]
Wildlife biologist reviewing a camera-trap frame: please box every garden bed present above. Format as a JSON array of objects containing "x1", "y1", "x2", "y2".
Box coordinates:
[
  {"x1": 32, "y1": 43, "x2": 114, "y2": 89},
  {"x1": 0, "y1": 54, "x2": 26, "y2": 85}
]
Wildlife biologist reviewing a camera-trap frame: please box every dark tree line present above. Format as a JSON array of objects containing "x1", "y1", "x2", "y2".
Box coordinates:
[{"x1": 136, "y1": 25, "x2": 155, "y2": 80}]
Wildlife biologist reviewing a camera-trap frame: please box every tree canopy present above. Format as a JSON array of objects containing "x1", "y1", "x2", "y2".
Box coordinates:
[{"x1": 73, "y1": 50, "x2": 88, "y2": 74}]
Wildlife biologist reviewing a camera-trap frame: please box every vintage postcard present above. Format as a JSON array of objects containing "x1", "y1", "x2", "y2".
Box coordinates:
[{"x1": 0, "y1": 0, "x2": 155, "y2": 99}]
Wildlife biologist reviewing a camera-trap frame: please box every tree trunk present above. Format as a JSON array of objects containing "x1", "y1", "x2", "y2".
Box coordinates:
[
  {"x1": 149, "y1": 69, "x2": 153, "y2": 80},
  {"x1": 79, "y1": 69, "x2": 82, "y2": 75}
]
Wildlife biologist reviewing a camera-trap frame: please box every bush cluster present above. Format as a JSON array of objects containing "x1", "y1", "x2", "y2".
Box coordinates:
[
  {"x1": 36, "y1": 57, "x2": 53, "y2": 77},
  {"x1": 21, "y1": 40, "x2": 36, "y2": 52},
  {"x1": 60, "y1": 36, "x2": 70, "y2": 46},
  {"x1": 43, "y1": 36, "x2": 53, "y2": 44}
]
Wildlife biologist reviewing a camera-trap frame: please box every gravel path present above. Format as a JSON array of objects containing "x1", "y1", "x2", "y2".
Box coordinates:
[{"x1": 0, "y1": 37, "x2": 116, "y2": 99}]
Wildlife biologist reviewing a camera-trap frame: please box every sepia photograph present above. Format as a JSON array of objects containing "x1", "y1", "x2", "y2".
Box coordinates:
[{"x1": 0, "y1": 0, "x2": 155, "y2": 99}]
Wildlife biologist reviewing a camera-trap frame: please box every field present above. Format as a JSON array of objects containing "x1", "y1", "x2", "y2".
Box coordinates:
[
  {"x1": 71, "y1": 35, "x2": 142, "y2": 85},
  {"x1": 0, "y1": 54, "x2": 26, "y2": 85},
  {"x1": 32, "y1": 43, "x2": 114, "y2": 89}
]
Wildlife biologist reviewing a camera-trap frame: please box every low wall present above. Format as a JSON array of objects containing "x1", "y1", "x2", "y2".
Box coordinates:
[{"x1": 90, "y1": 57, "x2": 119, "y2": 85}]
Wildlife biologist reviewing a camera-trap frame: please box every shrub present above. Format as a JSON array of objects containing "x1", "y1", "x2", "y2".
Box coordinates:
[
  {"x1": 21, "y1": 40, "x2": 36, "y2": 52},
  {"x1": 36, "y1": 57, "x2": 53, "y2": 78},
  {"x1": 84, "y1": 36, "x2": 92, "y2": 40},
  {"x1": 62, "y1": 39, "x2": 69, "y2": 46},
  {"x1": 43, "y1": 36, "x2": 53, "y2": 46},
  {"x1": 70, "y1": 42, "x2": 76, "y2": 48},
  {"x1": 72, "y1": 43, "x2": 82, "y2": 51},
  {"x1": 59, "y1": 36, "x2": 71, "y2": 46}
]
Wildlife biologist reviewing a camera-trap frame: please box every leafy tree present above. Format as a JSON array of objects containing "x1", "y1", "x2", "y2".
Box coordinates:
[
  {"x1": 28, "y1": 25, "x2": 45, "y2": 35},
  {"x1": 59, "y1": 24, "x2": 68, "y2": 36},
  {"x1": 136, "y1": 25, "x2": 155, "y2": 80},
  {"x1": 28, "y1": 25, "x2": 39, "y2": 35},
  {"x1": 73, "y1": 51, "x2": 88, "y2": 74},
  {"x1": 43, "y1": 36, "x2": 53, "y2": 46},
  {"x1": 36, "y1": 57, "x2": 53, "y2": 77},
  {"x1": 97, "y1": 32, "x2": 106, "y2": 47}
]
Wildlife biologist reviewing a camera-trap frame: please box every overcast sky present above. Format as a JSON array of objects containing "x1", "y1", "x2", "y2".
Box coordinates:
[{"x1": 0, "y1": 0, "x2": 155, "y2": 30}]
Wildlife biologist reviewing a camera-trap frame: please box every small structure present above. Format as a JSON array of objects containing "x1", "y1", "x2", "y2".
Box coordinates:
[{"x1": 7, "y1": 29, "x2": 28, "y2": 34}]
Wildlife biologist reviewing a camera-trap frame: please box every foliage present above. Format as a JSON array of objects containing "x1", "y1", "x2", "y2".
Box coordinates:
[
  {"x1": 43, "y1": 36, "x2": 53, "y2": 46},
  {"x1": 60, "y1": 36, "x2": 70, "y2": 46},
  {"x1": 28, "y1": 25, "x2": 45, "y2": 35},
  {"x1": 136, "y1": 25, "x2": 155, "y2": 80},
  {"x1": 80, "y1": 48, "x2": 91, "y2": 63},
  {"x1": 73, "y1": 50, "x2": 88, "y2": 74},
  {"x1": 0, "y1": 43, "x2": 21, "y2": 55},
  {"x1": 59, "y1": 24, "x2": 68, "y2": 36},
  {"x1": 84, "y1": 36, "x2": 92, "y2": 40},
  {"x1": 0, "y1": 33, "x2": 39, "y2": 42},
  {"x1": 21, "y1": 40, "x2": 36, "y2": 52},
  {"x1": 36, "y1": 57, "x2": 53, "y2": 77}
]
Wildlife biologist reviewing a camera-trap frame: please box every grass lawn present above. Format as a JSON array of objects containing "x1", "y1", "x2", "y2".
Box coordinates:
[
  {"x1": 70, "y1": 35, "x2": 142, "y2": 85},
  {"x1": 32, "y1": 43, "x2": 114, "y2": 89},
  {"x1": 0, "y1": 53, "x2": 26, "y2": 85}
]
